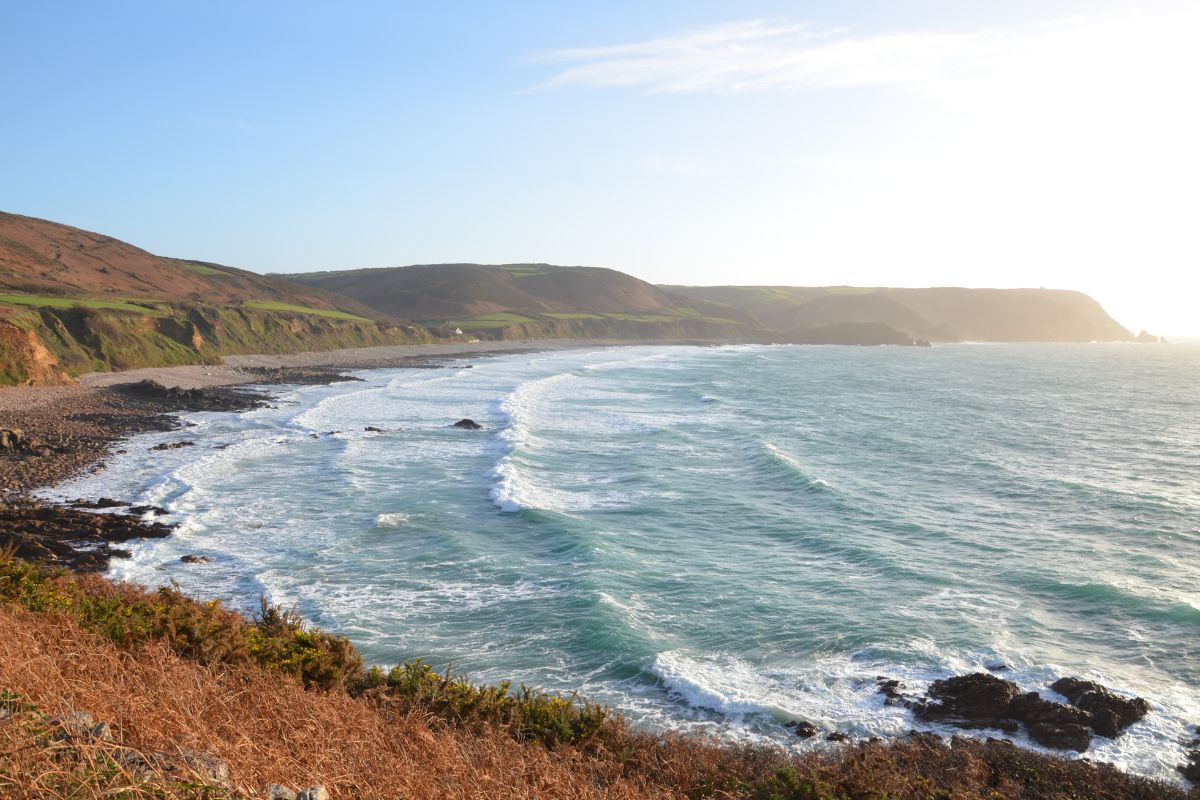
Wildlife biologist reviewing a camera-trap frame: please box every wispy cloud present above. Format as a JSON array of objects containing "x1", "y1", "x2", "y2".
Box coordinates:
[{"x1": 532, "y1": 17, "x2": 1095, "y2": 94}]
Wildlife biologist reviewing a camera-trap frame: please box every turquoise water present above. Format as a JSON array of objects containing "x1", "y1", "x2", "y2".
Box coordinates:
[{"x1": 50, "y1": 343, "x2": 1200, "y2": 781}]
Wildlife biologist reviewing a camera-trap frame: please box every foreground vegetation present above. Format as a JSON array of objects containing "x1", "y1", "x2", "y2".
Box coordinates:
[{"x1": 1, "y1": 551, "x2": 1194, "y2": 799}]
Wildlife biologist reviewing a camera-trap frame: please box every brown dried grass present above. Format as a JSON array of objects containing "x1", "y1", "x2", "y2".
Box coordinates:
[
  {"x1": 0, "y1": 604, "x2": 679, "y2": 799},
  {"x1": 3, "y1": 600, "x2": 1196, "y2": 800}
]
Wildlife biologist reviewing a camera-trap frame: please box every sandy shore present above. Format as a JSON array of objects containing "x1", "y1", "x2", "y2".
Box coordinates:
[{"x1": 77, "y1": 338, "x2": 631, "y2": 390}]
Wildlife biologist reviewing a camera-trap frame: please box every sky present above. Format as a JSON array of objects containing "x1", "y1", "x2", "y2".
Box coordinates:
[{"x1": 2, "y1": 1, "x2": 1197, "y2": 335}]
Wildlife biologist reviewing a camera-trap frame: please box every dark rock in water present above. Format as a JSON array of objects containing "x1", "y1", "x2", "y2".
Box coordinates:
[
  {"x1": 180, "y1": 554, "x2": 209, "y2": 564},
  {"x1": 1010, "y1": 692, "x2": 1091, "y2": 728},
  {"x1": 985, "y1": 663, "x2": 1010, "y2": 672},
  {"x1": 128, "y1": 504, "x2": 169, "y2": 517},
  {"x1": 453, "y1": 418, "x2": 483, "y2": 430},
  {"x1": 901, "y1": 673, "x2": 1144, "y2": 753},
  {"x1": 118, "y1": 379, "x2": 265, "y2": 413},
  {"x1": 875, "y1": 677, "x2": 906, "y2": 705},
  {"x1": 364, "y1": 426, "x2": 385, "y2": 433},
  {"x1": 826, "y1": 732, "x2": 849, "y2": 742},
  {"x1": 70, "y1": 497, "x2": 127, "y2": 509},
  {"x1": 1180, "y1": 747, "x2": 1200, "y2": 783},
  {"x1": 1028, "y1": 721, "x2": 1092, "y2": 752},
  {"x1": 915, "y1": 339, "x2": 932, "y2": 348},
  {"x1": 918, "y1": 673, "x2": 1021, "y2": 722},
  {"x1": 1050, "y1": 677, "x2": 1150, "y2": 738},
  {"x1": 783, "y1": 720, "x2": 819, "y2": 739},
  {"x1": 150, "y1": 441, "x2": 194, "y2": 451},
  {"x1": 309, "y1": 434, "x2": 319, "y2": 439}
]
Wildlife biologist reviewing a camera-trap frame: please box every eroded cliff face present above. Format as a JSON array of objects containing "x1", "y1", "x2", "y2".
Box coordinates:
[
  {"x1": 0, "y1": 306, "x2": 432, "y2": 386},
  {"x1": 0, "y1": 322, "x2": 74, "y2": 386}
]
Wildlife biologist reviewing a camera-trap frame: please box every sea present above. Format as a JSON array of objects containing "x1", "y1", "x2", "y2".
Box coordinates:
[{"x1": 44, "y1": 343, "x2": 1200, "y2": 782}]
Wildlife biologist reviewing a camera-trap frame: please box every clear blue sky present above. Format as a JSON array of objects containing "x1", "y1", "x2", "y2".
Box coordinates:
[{"x1": 2, "y1": 1, "x2": 1196, "y2": 334}]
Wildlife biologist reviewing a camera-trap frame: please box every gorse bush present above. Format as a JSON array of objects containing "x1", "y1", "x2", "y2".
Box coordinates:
[
  {"x1": 0, "y1": 551, "x2": 610, "y2": 749},
  {"x1": 379, "y1": 659, "x2": 610, "y2": 747},
  {"x1": 0, "y1": 553, "x2": 359, "y2": 690}
]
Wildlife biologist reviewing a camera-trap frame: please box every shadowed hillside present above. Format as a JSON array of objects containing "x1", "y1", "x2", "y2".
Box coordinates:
[
  {"x1": 285, "y1": 263, "x2": 751, "y2": 341},
  {"x1": 289, "y1": 261, "x2": 1135, "y2": 345},
  {"x1": 664, "y1": 285, "x2": 1135, "y2": 343},
  {"x1": 0, "y1": 213, "x2": 429, "y2": 385}
]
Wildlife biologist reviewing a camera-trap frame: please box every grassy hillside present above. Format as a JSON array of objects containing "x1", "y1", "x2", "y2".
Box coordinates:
[
  {"x1": 665, "y1": 285, "x2": 1135, "y2": 343},
  {"x1": 0, "y1": 213, "x2": 431, "y2": 385},
  {"x1": 289, "y1": 262, "x2": 1135, "y2": 346},
  {"x1": 285, "y1": 263, "x2": 759, "y2": 341}
]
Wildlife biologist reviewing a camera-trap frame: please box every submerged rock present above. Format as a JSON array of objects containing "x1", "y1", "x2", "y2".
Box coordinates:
[
  {"x1": 453, "y1": 418, "x2": 482, "y2": 430},
  {"x1": 364, "y1": 426, "x2": 385, "y2": 432}
]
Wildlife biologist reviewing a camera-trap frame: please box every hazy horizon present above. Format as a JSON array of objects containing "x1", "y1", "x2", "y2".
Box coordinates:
[{"x1": 2, "y1": 1, "x2": 1197, "y2": 336}]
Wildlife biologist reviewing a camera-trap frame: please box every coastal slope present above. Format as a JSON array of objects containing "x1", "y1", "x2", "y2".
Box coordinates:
[
  {"x1": 283, "y1": 263, "x2": 751, "y2": 341},
  {"x1": 0, "y1": 212, "x2": 429, "y2": 385},
  {"x1": 664, "y1": 285, "x2": 1135, "y2": 343},
  {"x1": 289, "y1": 264, "x2": 1135, "y2": 344}
]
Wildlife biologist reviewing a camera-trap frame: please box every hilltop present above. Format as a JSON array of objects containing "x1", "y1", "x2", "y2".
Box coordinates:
[
  {"x1": 283, "y1": 263, "x2": 749, "y2": 341},
  {"x1": 288, "y1": 262, "x2": 1136, "y2": 345},
  {"x1": 0, "y1": 213, "x2": 428, "y2": 385},
  {"x1": 666, "y1": 285, "x2": 1135, "y2": 343},
  {"x1": 0, "y1": 211, "x2": 1146, "y2": 386}
]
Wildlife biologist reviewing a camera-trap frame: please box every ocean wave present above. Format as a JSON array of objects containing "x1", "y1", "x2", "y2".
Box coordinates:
[
  {"x1": 489, "y1": 371, "x2": 579, "y2": 513},
  {"x1": 375, "y1": 512, "x2": 411, "y2": 528},
  {"x1": 647, "y1": 645, "x2": 1200, "y2": 781},
  {"x1": 760, "y1": 441, "x2": 833, "y2": 492}
]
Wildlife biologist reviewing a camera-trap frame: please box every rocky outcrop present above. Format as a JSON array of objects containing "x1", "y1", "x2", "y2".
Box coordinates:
[
  {"x1": 149, "y1": 440, "x2": 194, "y2": 451},
  {"x1": 0, "y1": 499, "x2": 174, "y2": 571},
  {"x1": 119, "y1": 379, "x2": 265, "y2": 413},
  {"x1": 453, "y1": 418, "x2": 483, "y2": 430},
  {"x1": 883, "y1": 672, "x2": 1150, "y2": 753},
  {"x1": 1050, "y1": 676, "x2": 1150, "y2": 737},
  {"x1": 1180, "y1": 725, "x2": 1200, "y2": 784},
  {"x1": 783, "y1": 719, "x2": 819, "y2": 738}
]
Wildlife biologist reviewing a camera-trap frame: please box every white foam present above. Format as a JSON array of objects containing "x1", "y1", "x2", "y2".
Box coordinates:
[{"x1": 375, "y1": 512, "x2": 411, "y2": 528}]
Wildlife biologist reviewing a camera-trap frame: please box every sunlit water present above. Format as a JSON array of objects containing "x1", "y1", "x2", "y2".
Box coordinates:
[{"x1": 46, "y1": 343, "x2": 1200, "y2": 782}]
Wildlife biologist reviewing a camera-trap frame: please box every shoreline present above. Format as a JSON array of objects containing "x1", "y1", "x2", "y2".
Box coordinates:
[
  {"x1": 0, "y1": 339, "x2": 625, "y2": 568},
  {"x1": 2, "y1": 342, "x2": 1197, "y2": 790},
  {"x1": 74, "y1": 337, "x2": 719, "y2": 390}
]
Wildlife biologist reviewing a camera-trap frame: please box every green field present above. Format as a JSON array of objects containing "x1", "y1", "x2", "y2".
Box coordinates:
[
  {"x1": 447, "y1": 312, "x2": 538, "y2": 329},
  {"x1": 0, "y1": 293, "x2": 162, "y2": 314},
  {"x1": 179, "y1": 261, "x2": 228, "y2": 276},
  {"x1": 242, "y1": 299, "x2": 373, "y2": 322}
]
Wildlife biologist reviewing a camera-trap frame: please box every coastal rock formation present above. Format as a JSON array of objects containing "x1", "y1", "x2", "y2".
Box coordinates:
[
  {"x1": 1050, "y1": 676, "x2": 1151, "y2": 737},
  {"x1": 180, "y1": 554, "x2": 209, "y2": 564},
  {"x1": 0, "y1": 500, "x2": 174, "y2": 571},
  {"x1": 885, "y1": 672, "x2": 1150, "y2": 753},
  {"x1": 0, "y1": 427, "x2": 70, "y2": 457},
  {"x1": 783, "y1": 719, "x2": 819, "y2": 738},
  {"x1": 148, "y1": 438, "x2": 193, "y2": 450},
  {"x1": 453, "y1": 418, "x2": 483, "y2": 430},
  {"x1": 1180, "y1": 725, "x2": 1200, "y2": 783},
  {"x1": 119, "y1": 379, "x2": 266, "y2": 413}
]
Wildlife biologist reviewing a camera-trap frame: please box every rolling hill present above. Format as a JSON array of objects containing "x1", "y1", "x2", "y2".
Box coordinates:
[
  {"x1": 0, "y1": 212, "x2": 428, "y2": 385},
  {"x1": 664, "y1": 285, "x2": 1135, "y2": 343},
  {"x1": 0, "y1": 210, "x2": 1144, "y2": 386},
  {"x1": 283, "y1": 264, "x2": 751, "y2": 341},
  {"x1": 289, "y1": 262, "x2": 1135, "y2": 345}
]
